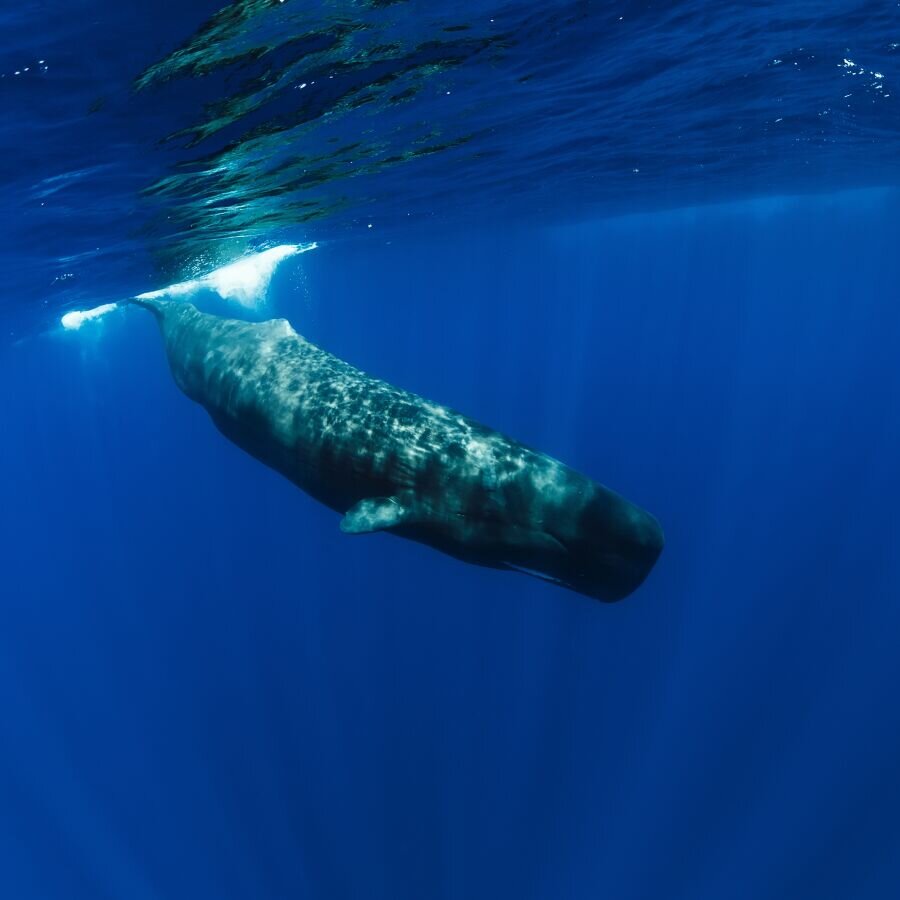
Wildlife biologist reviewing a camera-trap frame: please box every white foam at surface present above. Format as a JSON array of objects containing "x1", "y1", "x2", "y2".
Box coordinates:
[
  {"x1": 205, "y1": 244, "x2": 305, "y2": 307},
  {"x1": 136, "y1": 243, "x2": 316, "y2": 308},
  {"x1": 60, "y1": 303, "x2": 119, "y2": 330},
  {"x1": 136, "y1": 281, "x2": 200, "y2": 301}
]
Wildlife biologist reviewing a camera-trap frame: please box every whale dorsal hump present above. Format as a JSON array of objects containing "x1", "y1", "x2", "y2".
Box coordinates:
[{"x1": 340, "y1": 497, "x2": 410, "y2": 534}]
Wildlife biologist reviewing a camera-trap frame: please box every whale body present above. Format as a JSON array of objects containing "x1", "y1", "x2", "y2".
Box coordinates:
[{"x1": 130, "y1": 297, "x2": 663, "y2": 602}]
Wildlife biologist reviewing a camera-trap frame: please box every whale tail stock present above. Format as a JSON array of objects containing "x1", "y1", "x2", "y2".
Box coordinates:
[
  {"x1": 124, "y1": 295, "x2": 200, "y2": 338},
  {"x1": 124, "y1": 294, "x2": 170, "y2": 320}
]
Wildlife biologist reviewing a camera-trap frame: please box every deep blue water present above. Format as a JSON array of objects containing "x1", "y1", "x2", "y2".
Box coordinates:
[{"x1": 3, "y1": 2, "x2": 900, "y2": 899}]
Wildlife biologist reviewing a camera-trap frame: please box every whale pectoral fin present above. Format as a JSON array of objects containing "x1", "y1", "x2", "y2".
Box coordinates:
[{"x1": 340, "y1": 497, "x2": 409, "y2": 534}]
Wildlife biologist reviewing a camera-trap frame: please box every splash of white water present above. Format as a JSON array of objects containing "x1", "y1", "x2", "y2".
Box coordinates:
[
  {"x1": 61, "y1": 242, "x2": 316, "y2": 331},
  {"x1": 136, "y1": 243, "x2": 315, "y2": 308},
  {"x1": 60, "y1": 303, "x2": 119, "y2": 331}
]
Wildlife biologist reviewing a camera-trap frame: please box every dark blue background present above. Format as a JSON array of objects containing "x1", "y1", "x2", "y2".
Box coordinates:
[{"x1": 3, "y1": 189, "x2": 899, "y2": 898}]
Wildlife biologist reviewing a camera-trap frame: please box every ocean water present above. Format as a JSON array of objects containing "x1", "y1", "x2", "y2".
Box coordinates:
[{"x1": 2, "y1": 2, "x2": 900, "y2": 898}]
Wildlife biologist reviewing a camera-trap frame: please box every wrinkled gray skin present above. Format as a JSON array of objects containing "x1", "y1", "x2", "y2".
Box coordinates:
[{"x1": 130, "y1": 297, "x2": 663, "y2": 602}]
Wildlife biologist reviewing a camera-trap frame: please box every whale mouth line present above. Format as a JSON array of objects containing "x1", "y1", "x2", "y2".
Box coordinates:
[{"x1": 502, "y1": 562, "x2": 565, "y2": 587}]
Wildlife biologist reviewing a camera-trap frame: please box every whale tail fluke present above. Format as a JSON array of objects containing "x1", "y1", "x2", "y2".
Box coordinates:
[{"x1": 60, "y1": 243, "x2": 317, "y2": 333}]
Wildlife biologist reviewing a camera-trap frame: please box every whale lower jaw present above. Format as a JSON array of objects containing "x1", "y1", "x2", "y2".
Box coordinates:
[{"x1": 503, "y1": 562, "x2": 565, "y2": 587}]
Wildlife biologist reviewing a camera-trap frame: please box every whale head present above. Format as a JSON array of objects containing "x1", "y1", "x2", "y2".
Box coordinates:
[
  {"x1": 551, "y1": 489, "x2": 664, "y2": 602},
  {"x1": 500, "y1": 476, "x2": 664, "y2": 603}
]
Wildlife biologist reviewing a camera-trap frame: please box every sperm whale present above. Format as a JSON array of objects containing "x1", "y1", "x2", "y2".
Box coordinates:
[{"x1": 127, "y1": 295, "x2": 663, "y2": 602}]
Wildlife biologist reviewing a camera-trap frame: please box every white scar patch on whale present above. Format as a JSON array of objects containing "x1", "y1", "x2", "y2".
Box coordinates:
[{"x1": 60, "y1": 243, "x2": 317, "y2": 331}]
